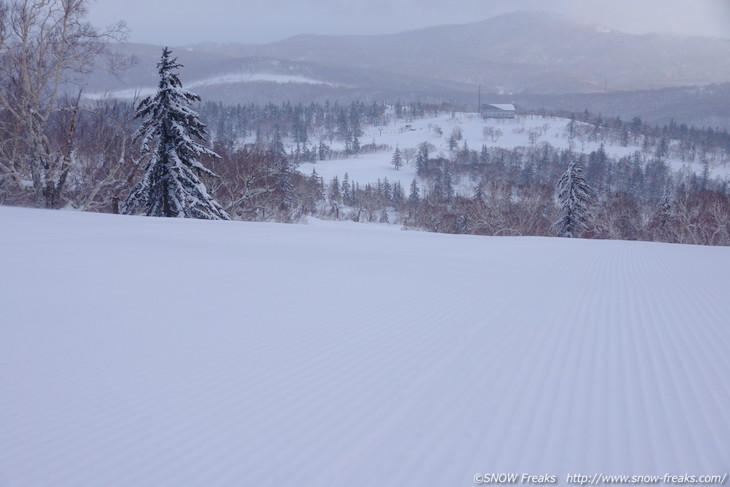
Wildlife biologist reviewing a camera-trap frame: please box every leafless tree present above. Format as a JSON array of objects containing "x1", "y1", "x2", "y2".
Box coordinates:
[
  {"x1": 401, "y1": 147, "x2": 416, "y2": 166},
  {"x1": 483, "y1": 126, "x2": 503, "y2": 143},
  {"x1": 69, "y1": 98, "x2": 140, "y2": 213},
  {"x1": 0, "y1": 0, "x2": 127, "y2": 208}
]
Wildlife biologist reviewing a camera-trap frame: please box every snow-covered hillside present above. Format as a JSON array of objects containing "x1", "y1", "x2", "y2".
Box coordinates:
[
  {"x1": 85, "y1": 72, "x2": 336, "y2": 101},
  {"x1": 1, "y1": 206, "x2": 729, "y2": 486},
  {"x1": 298, "y1": 113, "x2": 729, "y2": 190}
]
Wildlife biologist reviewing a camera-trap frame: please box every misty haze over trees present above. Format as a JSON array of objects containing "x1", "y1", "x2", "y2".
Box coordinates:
[
  {"x1": 0, "y1": 0, "x2": 729, "y2": 246},
  {"x1": 82, "y1": 11, "x2": 730, "y2": 129}
]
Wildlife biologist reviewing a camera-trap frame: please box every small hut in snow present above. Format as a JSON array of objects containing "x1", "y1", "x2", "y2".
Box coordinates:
[{"x1": 481, "y1": 103, "x2": 516, "y2": 119}]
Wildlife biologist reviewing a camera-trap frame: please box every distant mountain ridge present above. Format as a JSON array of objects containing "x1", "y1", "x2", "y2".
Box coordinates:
[
  {"x1": 79, "y1": 11, "x2": 730, "y2": 126},
  {"x1": 175, "y1": 11, "x2": 730, "y2": 94}
]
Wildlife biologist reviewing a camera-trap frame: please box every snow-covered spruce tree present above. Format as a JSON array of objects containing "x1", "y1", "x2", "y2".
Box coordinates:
[
  {"x1": 551, "y1": 159, "x2": 593, "y2": 238},
  {"x1": 123, "y1": 48, "x2": 229, "y2": 220}
]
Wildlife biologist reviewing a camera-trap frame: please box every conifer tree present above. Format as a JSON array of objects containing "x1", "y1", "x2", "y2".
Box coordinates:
[
  {"x1": 123, "y1": 48, "x2": 229, "y2": 220},
  {"x1": 552, "y1": 160, "x2": 593, "y2": 238},
  {"x1": 329, "y1": 175, "x2": 341, "y2": 204},
  {"x1": 392, "y1": 146, "x2": 403, "y2": 170},
  {"x1": 416, "y1": 143, "x2": 429, "y2": 174},
  {"x1": 443, "y1": 166, "x2": 454, "y2": 201},
  {"x1": 474, "y1": 181, "x2": 486, "y2": 204},
  {"x1": 409, "y1": 178, "x2": 420, "y2": 205},
  {"x1": 379, "y1": 207, "x2": 390, "y2": 223},
  {"x1": 309, "y1": 168, "x2": 325, "y2": 202},
  {"x1": 650, "y1": 191, "x2": 675, "y2": 242},
  {"x1": 269, "y1": 127, "x2": 299, "y2": 214},
  {"x1": 318, "y1": 141, "x2": 330, "y2": 160},
  {"x1": 341, "y1": 173, "x2": 352, "y2": 205},
  {"x1": 382, "y1": 177, "x2": 392, "y2": 204},
  {"x1": 480, "y1": 145, "x2": 489, "y2": 164},
  {"x1": 391, "y1": 181, "x2": 404, "y2": 208}
]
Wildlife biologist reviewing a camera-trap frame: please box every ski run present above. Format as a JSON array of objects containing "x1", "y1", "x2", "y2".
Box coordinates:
[{"x1": 1, "y1": 206, "x2": 729, "y2": 486}]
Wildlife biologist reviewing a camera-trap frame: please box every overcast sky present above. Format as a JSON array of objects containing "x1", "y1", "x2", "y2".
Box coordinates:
[{"x1": 88, "y1": 0, "x2": 730, "y2": 46}]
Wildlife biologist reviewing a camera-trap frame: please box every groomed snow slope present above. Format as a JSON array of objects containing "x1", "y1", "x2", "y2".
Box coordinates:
[{"x1": 1, "y1": 207, "x2": 729, "y2": 486}]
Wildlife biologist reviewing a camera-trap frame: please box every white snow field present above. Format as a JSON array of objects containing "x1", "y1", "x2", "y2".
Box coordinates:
[
  {"x1": 299, "y1": 113, "x2": 730, "y2": 189},
  {"x1": 1, "y1": 206, "x2": 729, "y2": 486},
  {"x1": 84, "y1": 73, "x2": 335, "y2": 101}
]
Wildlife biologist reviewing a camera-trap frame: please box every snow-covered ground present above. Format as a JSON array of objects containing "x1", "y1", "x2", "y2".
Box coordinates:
[
  {"x1": 84, "y1": 72, "x2": 334, "y2": 100},
  {"x1": 1, "y1": 206, "x2": 729, "y2": 486},
  {"x1": 299, "y1": 113, "x2": 729, "y2": 189}
]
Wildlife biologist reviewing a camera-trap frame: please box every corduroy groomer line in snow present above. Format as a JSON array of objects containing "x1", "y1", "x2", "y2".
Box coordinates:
[{"x1": 1, "y1": 206, "x2": 729, "y2": 486}]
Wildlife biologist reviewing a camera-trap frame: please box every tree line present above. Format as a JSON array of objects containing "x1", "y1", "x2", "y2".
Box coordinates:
[
  {"x1": 1, "y1": 0, "x2": 728, "y2": 245},
  {"x1": 386, "y1": 138, "x2": 729, "y2": 245}
]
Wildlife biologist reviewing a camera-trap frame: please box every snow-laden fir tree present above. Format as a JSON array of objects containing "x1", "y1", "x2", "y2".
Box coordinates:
[
  {"x1": 551, "y1": 159, "x2": 593, "y2": 238},
  {"x1": 122, "y1": 48, "x2": 229, "y2": 220},
  {"x1": 649, "y1": 191, "x2": 675, "y2": 242}
]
